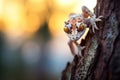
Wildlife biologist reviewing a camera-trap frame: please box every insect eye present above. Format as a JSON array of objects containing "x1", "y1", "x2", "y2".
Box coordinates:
[
  {"x1": 77, "y1": 23, "x2": 85, "y2": 32},
  {"x1": 64, "y1": 26, "x2": 71, "y2": 33}
]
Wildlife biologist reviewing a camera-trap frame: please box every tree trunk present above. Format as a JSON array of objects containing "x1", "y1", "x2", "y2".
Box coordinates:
[
  {"x1": 87, "y1": 0, "x2": 120, "y2": 80},
  {"x1": 61, "y1": 0, "x2": 120, "y2": 80}
]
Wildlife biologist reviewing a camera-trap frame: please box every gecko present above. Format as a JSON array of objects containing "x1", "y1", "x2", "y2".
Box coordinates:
[{"x1": 64, "y1": 6, "x2": 102, "y2": 56}]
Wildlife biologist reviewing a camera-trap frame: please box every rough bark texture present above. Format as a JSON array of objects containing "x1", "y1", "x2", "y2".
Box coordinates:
[
  {"x1": 61, "y1": 0, "x2": 120, "y2": 80},
  {"x1": 87, "y1": 0, "x2": 120, "y2": 80}
]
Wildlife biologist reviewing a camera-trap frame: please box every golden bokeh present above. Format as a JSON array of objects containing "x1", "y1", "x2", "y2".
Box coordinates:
[
  {"x1": 48, "y1": 12, "x2": 68, "y2": 36},
  {"x1": 0, "y1": 0, "x2": 97, "y2": 38}
]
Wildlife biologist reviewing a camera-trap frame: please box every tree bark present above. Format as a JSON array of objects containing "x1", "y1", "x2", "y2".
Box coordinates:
[
  {"x1": 61, "y1": 0, "x2": 120, "y2": 80},
  {"x1": 87, "y1": 0, "x2": 120, "y2": 80}
]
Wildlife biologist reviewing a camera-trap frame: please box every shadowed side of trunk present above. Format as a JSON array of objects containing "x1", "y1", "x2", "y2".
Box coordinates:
[{"x1": 86, "y1": 0, "x2": 120, "y2": 80}]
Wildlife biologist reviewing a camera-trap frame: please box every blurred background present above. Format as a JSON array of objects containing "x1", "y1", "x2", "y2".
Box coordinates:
[{"x1": 0, "y1": 0, "x2": 96, "y2": 80}]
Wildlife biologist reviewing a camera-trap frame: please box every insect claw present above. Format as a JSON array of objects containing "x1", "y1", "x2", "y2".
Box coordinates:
[
  {"x1": 81, "y1": 46, "x2": 86, "y2": 50},
  {"x1": 95, "y1": 25, "x2": 99, "y2": 30},
  {"x1": 98, "y1": 16, "x2": 103, "y2": 18},
  {"x1": 96, "y1": 18, "x2": 102, "y2": 22}
]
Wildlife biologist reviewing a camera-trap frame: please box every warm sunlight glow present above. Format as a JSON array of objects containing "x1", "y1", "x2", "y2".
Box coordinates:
[
  {"x1": 48, "y1": 12, "x2": 68, "y2": 36},
  {"x1": 0, "y1": 0, "x2": 46, "y2": 39},
  {"x1": 54, "y1": 0, "x2": 75, "y2": 7},
  {"x1": 27, "y1": 0, "x2": 46, "y2": 13},
  {"x1": 0, "y1": 0, "x2": 97, "y2": 39},
  {"x1": 3, "y1": 2, "x2": 25, "y2": 38},
  {"x1": 0, "y1": 0, "x2": 4, "y2": 18},
  {"x1": 25, "y1": 14, "x2": 44, "y2": 34}
]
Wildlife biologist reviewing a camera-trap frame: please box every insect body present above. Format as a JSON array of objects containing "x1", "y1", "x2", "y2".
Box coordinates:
[{"x1": 64, "y1": 6, "x2": 102, "y2": 56}]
